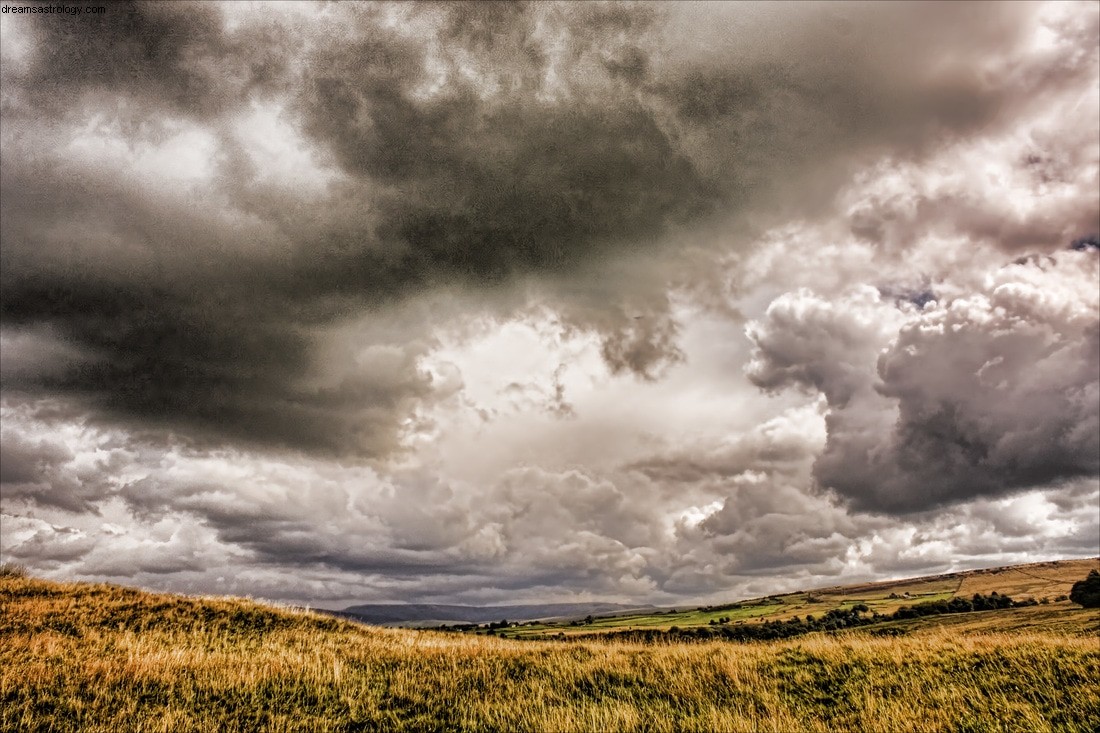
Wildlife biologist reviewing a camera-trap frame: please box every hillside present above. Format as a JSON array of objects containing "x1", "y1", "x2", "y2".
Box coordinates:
[
  {"x1": 2, "y1": 564, "x2": 1099, "y2": 732},
  {"x1": 488, "y1": 557, "x2": 1100, "y2": 639},
  {"x1": 326, "y1": 558, "x2": 1098, "y2": 630},
  {"x1": 813, "y1": 557, "x2": 1098, "y2": 601}
]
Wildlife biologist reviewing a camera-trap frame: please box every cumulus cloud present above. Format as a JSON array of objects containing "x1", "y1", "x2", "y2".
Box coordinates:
[
  {"x1": 747, "y1": 250, "x2": 1099, "y2": 513},
  {"x1": 2, "y1": 1, "x2": 1098, "y2": 605},
  {"x1": 745, "y1": 286, "x2": 911, "y2": 405}
]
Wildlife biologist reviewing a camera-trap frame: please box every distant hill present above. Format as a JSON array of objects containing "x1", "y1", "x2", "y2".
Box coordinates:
[
  {"x1": 334, "y1": 557, "x2": 1099, "y2": 629},
  {"x1": 486, "y1": 556, "x2": 1100, "y2": 640},
  {"x1": 336, "y1": 602, "x2": 657, "y2": 626},
  {"x1": 807, "y1": 557, "x2": 1100, "y2": 601}
]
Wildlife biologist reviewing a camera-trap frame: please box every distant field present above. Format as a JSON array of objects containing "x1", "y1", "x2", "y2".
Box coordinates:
[
  {"x1": 2, "y1": 561, "x2": 1099, "y2": 732},
  {"x1": 490, "y1": 557, "x2": 1099, "y2": 639}
]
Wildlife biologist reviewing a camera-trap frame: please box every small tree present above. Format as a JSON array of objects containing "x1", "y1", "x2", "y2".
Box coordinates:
[{"x1": 1069, "y1": 569, "x2": 1100, "y2": 608}]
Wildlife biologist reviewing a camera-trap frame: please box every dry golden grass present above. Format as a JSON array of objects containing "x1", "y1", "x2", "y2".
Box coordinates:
[
  {"x1": 810, "y1": 558, "x2": 1100, "y2": 609},
  {"x1": 2, "y1": 574, "x2": 1099, "y2": 732},
  {"x1": 954, "y1": 558, "x2": 1100, "y2": 599}
]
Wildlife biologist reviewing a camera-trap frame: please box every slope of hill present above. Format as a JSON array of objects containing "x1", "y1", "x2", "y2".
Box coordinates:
[
  {"x1": 492, "y1": 557, "x2": 1100, "y2": 639},
  {"x1": 814, "y1": 557, "x2": 1099, "y2": 601},
  {"x1": 2, "y1": 563, "x2": 1098, "y2": 732},
  {"x1": 336, "y1": 558, "x2": 1099, "y2": 631}
]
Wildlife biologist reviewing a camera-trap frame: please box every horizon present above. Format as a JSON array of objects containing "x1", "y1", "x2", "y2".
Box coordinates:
[
  {"x1": 7, "y1": 554, "x2": 1098, "y2": 615},
  {"x1": 1, "y1": 0, "x2": 1098, "y2": 610},
  {"x1": 312, "y1": 554, "x2": 1100, "y2": 611}
]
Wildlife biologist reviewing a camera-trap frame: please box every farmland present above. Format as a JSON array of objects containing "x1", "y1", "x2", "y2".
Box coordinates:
[{"x1": 480, "y1": 557, "x2": 1099, "y2": 640}]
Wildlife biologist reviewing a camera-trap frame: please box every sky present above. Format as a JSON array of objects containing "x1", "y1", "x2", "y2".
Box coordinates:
[{"x1": 0, "y1": 0, "x2": 1097, "y2": 609}]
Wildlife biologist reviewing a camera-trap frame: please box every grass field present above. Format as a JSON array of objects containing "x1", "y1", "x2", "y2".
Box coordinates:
[
  {"x1": 491, "y1": 558, "x2": 1099, "y2": 639},
  {"x1": 2, "y1": 563, "x2": 1099, "y2": 732}
]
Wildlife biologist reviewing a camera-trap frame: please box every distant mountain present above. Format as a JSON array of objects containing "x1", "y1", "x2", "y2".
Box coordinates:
[{"x1": 334, "y1": 602, "x2": 657, "y2": 626}]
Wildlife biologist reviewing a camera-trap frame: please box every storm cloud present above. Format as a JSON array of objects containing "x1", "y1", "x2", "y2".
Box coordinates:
[
  {"x1": 2, "y1": 1, "x2": 1098, "y2": 605},
  {"x1": 747, "y1": 252, "x2": 1099, "y2": 513},
  {"x1": 5, "y1": 0, "x2": 1093, "y2": 452}
]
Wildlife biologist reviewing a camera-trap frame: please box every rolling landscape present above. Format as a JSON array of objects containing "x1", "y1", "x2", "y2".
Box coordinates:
[
  {"x1": 3, "y1": 558, "x2": 1098, "y2": 732},
  {"x1": 3, "y1": 1, "x2": 1100, "y2": 732},
  {"x1": 464, "y1": 557, "x2": 1100, "y2": 640}
]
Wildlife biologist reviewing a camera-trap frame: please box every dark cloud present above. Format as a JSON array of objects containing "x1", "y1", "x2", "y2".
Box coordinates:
[
  {"x1": 8, "y1": 0, "x2": 291, "y2": 119},
  {"x1": 0, "y1": 431, "x2": 71, "y2": 485},
  {"x1": 648, "y1": 1, "x2": 1091, "y2": 220},
  {"x1": 1072, "y1": 234, "x2": 1100, "y2": 251},
  {"x1": 0, "y1": 2, "x2": 718, "y2": 453},
  {"x1": 0, "y1": 278, "x2": 439, "y2": 454},
  {"x1": 5, "y1": 1, "x2": 1090, "y2": 457},
  {"x1": 856, "y1": 256, "x2": 1099, "y2": 510},
  {"x1": 697, "y1": 483, "x2": 861, "y2": 576},
  {"x1": 747, "y1": 251, "x2": 1100, "y2": 513},
  {"x1": 2, "y1": 390, "x2": 1097, "y2": 605},
  {"x1": 294, "y1": 4, "x2": 716, "y2": 288},
  {"x1": 0, "y1": 429, "x2": 101, "y2": 512}
]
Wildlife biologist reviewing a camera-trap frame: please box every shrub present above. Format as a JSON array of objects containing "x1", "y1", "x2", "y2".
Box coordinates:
[{"x1": 1069, "y1": 570, "x2": 1100, "y2": 609}]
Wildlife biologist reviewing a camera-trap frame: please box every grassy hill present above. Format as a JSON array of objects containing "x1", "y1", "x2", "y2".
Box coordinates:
[
  {"x1": 488, "y1": 557, "x2": 1100, "y2": 639},
  {"x1": 2, "y1": 562, "x2": 1099, "y2": 732}
]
